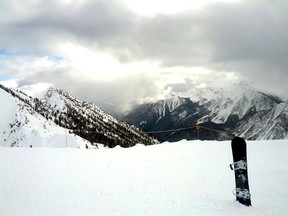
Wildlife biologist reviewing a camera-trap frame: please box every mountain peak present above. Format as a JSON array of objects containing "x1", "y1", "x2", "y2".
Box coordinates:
[
  {"x1": 41, "y1": 87, "x2": 68, "y2": 113},
  {"x1": 0, "y1": 85, "x2": 90, "y2": 148}
]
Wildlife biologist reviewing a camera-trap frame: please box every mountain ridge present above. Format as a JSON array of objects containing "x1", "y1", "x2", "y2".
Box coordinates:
[
  {"x1": 1, "y1": 83, "x2": 287, "y2": 146},
  {"x1": 0, "y1": 84, "x2": 89, "y2": 148},
  {"x1": 123, "y1": 84, "x2": 288, "y2": 141},
  {"x1": 0, "y1": 84, "x2": 159, "y2": 148}
]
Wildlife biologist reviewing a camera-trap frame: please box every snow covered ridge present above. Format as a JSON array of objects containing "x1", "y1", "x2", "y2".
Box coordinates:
[
  {"x1": 123, "y1": 83, "x2": 288, "y2": 141},
  {"x1": 0, "y1": 84, "x2": 89, "y2": 148},
  {"x1": 0, "y1": 84, "x2": 159, "y2": 148}
]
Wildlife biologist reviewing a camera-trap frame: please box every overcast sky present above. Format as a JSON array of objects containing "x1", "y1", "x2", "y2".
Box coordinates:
[{"x1": 0, "y1": 0, "x2": 287, "y2": 111}]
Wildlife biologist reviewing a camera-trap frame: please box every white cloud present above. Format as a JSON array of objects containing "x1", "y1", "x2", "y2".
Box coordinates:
[
  {"x1": 19, "y1": 82, "x2": 52, "y2": 97},
  {"x1": 0, "y1": 79, "x2": 19, "y2": 88}
]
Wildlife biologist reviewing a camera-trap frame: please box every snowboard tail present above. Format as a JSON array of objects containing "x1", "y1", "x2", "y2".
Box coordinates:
[{"x1": 231, "y1": 137, "x2": 252, "y2": 206}]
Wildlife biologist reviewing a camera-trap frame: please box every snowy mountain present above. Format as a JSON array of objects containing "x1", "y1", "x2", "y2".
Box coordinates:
[
  {"x1": 124, "y1": 96, "x2": 203, "y2": 141},
  {"x1": 0, "y1": 84, "x2": 89, "y2": 148},
  {"x1": 0, "y1": 84, "x2": 158, "y2": 148},
  {"x1": 207, "y1": 86, "x2": 282, "y2": 124},
  {"x1": 236, "y1": 102, "x2": 288, "y2": 139},
  {"x1": 126, "y1": 96, "x2": 192, "y2": 128},
  {"x1": 123, "y1": 83, "x2": 288, "y2": 141}
]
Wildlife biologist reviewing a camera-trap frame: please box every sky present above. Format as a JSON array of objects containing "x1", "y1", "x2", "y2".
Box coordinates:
[{"x1": 0, "y1": 0, "x2": 287, "y2": 112}]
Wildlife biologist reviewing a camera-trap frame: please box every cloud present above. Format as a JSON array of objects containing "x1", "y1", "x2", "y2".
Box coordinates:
[
  {"x1": 130, "y1": 0, "x2": 288, "y2": 96},
  {"x1": 0, "y1": 0, "x2": 287, "y2": 112},
  {"x1": 2, "y1": 0, "x2": 287, "y2": 68},
  {"x1": 203, "y1": 1, "x2": 288, "y2": 95},
  {"x1": 127, "y1": 1, "x2": 288, "y2": 65},
  {"x1": 0, "y1": 0, "x2": 137, "y2": 55}
]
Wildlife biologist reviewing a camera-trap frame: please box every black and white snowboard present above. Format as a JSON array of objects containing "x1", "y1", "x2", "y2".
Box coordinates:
[{"x1": 230, "y1": 137, "x2": 252, "y2": 206}]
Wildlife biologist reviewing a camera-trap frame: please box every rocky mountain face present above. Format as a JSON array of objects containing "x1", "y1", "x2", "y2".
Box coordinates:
[
  {"x1": 0, "y1": 84, "x2": 159, "y2": 148},
  {"x1": 123, "y1": 84, "x2": 288, "y2": 141}
]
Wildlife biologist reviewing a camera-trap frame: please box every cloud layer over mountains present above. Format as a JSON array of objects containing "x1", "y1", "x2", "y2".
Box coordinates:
[{"x1": 0, "y1": 0, "x2": 287, "y2": 111}]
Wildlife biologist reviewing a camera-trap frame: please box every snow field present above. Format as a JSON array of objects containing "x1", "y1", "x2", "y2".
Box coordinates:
[{"x1": 0, "y1": 140, "x2": 287, "y2": 216}]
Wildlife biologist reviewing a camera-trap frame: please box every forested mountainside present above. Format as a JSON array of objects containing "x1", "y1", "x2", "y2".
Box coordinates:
[{"x1": 0, "y1": 84, "x2": 158, "y2": 147}]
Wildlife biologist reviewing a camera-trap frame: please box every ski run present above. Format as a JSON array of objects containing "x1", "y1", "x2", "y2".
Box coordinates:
[{"x1": 1, "y1": 139, "x2": 287, "y2": 216}]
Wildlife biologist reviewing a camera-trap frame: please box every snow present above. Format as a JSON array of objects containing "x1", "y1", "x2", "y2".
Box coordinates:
[
  {"x1": 153, "y1": 96, "x2": 186, "y2": 119},
  {"x1": 210, "y1": 90, "x2": 278, "y2": 124},
  {"x1": 0, "y1": 86, "x2": 89, "y2": 148},
  {"x1": 43, "y1": 88, "x2": 67, "y2": 113},
  {"x1": 0, "y1": 89, "x2": 18, "y2": 130},
  {"x1": 1, "y1": 139, "x2": 288, "y2": 216}
]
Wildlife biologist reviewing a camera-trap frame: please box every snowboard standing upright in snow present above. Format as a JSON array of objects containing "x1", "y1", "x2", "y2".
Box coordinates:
[{"x1": 230, "y1": 137, "x2": 252, "y2": 206}]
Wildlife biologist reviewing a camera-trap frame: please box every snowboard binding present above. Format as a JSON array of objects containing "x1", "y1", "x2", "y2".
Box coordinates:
[
  {"x1": 233, "y1": 188, "x2": 251, "y2": 200},
  {"x1": 230, "y1": 160, "x2": 247, "y2": 171}
]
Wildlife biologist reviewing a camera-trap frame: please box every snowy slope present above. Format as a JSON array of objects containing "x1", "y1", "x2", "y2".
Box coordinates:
[
  {"x1": 0, "y1": 85, "x2": 89, "y2": 148},
  {"x1": 152, "y1": 96, "x2": 188, "y2": 119},
  {"x1": 236, "y1": 102, "x2": 288, "y2": 139},
  {"x1": 1, "y1": 139, "x2": 287, "y2": 216}
]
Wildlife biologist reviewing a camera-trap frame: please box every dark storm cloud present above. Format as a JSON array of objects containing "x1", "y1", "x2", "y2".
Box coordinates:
[
  {"x1": 131, "y1": 13, "x2": 210, "y2": 66},
  {"x1": 0, "y1": 0, "x2": 137, "y2": 54},
  {"x1": 1, "y1": 0, "x2": 288, "y2": 105},
  {"x1": 204, "y1": 2, "x2": 288, "y2": 65},
  {"x1": 133, "y1": 1, "x2": 288, "y2": 65},
  {"x1": 204, "y1": 1, "x2": 288, "y2": 95},
  {"x1": 2, "y1": 0, "x2": 287, "y2": 70},
  {"x1": 128, "y1": 1, "x2": 288, "y2": 95},
  {"x1": 25, "y1": 1, "x2": 135, "y2": 39}
]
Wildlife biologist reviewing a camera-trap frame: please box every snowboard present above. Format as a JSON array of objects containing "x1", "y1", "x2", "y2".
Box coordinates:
[{"x1": 230, "y1": 137, "x2": 252, "y2": 206}]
